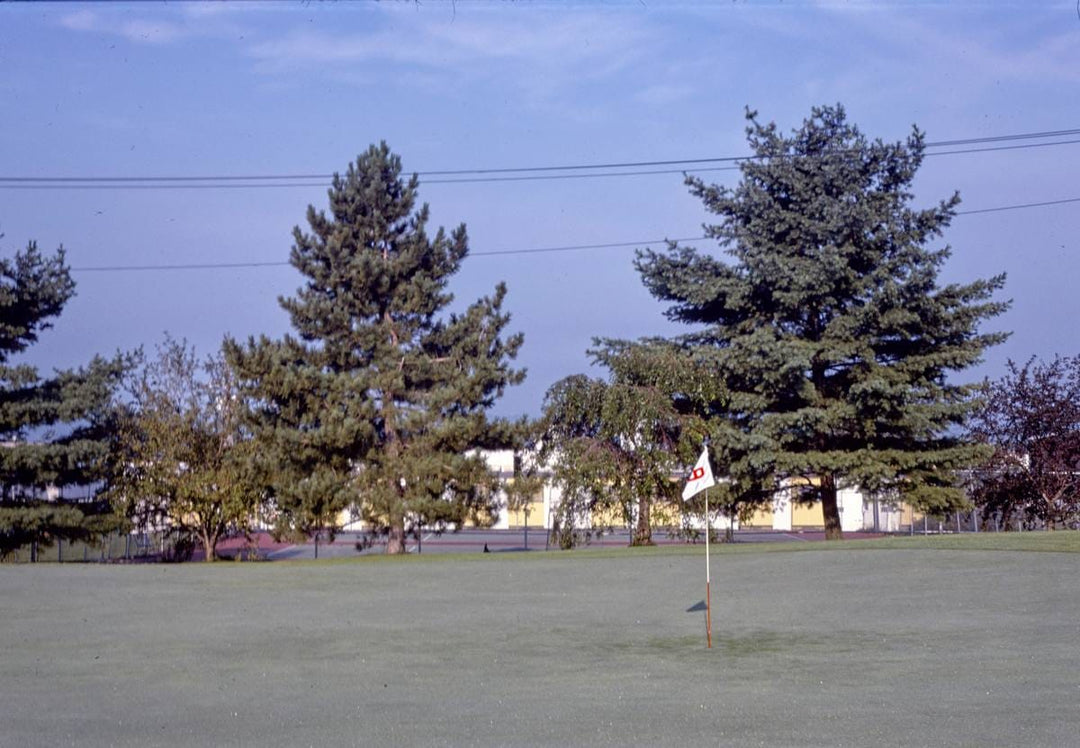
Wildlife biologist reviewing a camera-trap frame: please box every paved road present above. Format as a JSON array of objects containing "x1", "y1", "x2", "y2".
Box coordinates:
[{"x1": 263, "y1": 527, "x2": 884, "y2": 560}]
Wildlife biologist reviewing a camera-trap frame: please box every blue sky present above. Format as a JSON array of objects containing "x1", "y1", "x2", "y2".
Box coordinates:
[{"x1": 2, "y1": 1, "x2": 1078, "y2": 417}]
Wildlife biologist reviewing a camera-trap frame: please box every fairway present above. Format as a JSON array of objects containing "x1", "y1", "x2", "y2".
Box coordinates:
[{"x1": 2, "y1": 538, "x2": 1079, "y2": 747}]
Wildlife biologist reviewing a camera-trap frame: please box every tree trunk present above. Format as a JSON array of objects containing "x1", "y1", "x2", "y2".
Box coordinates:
[
  {"x1": 631, "y1": 496, "x2": 654, "y2": 547},
  {"x1": 821, "y1": 474, "x2": 843, "y2": 541},
  {"x1": 200, "y1": 529, "x2": 217, "y2": 562},
  {"x1": 386, "y1": 520, "x2": 407, "y2": 554}
]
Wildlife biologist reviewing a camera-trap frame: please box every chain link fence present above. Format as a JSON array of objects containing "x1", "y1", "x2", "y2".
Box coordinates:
[{"x1": 3, "y1": 530, "x2": 192, "y2": 564}]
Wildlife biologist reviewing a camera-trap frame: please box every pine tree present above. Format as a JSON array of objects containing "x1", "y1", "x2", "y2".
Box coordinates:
[
  {"x1": 1, "y1": 241, "x2": 130, "y2": 559},
  {"x1": 635, "y1": 105, "x2": 1008, "y2": 539},
  {"x1": 226, "y1": 143, "x2": 524, "y2": 554}
]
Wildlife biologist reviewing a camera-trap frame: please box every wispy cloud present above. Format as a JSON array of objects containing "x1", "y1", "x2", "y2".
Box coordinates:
[
  {"x1": 55, "y1": 5, "x2": 671, "y2": 118},
  {"x1": 248, "y1": 10, "x2": 647, "y2": 66},
  {"x1": 830, "y1": 5, "x2": 1080, "y2": 87},
  {"x1": 634, "y1": 83, "x2": 696, "y2": 107},
  {"x1": 245, "y1": 8, "x2": 655, "y2": 112},
  {"x1": 59, "y1": 9, "x2": 188, "y2": 45},
  {"x1": 57, "y1": 5, "x2": 259, "y2": 46}
]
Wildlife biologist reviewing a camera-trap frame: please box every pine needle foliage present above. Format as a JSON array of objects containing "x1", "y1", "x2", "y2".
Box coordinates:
[
  {"x1": 1, "y1": 241, "x2": 130, "y2": 558},
  {"x1": 634, "y1": 105, "x2": 1009, "y2": 539},
  {"x1": 226, "y1": 143, "x2": 524, "y2": 554}
]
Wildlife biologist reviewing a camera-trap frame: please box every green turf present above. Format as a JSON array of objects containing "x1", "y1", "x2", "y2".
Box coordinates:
[
  {"x1": 2, "y1": 535, "x2": 1079, "y2": 746},
  {"x1": 726, "y1": 529, "x2": 1080, "y2": 555}
]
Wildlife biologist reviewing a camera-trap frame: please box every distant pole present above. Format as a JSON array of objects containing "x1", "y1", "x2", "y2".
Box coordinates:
[{"x1": 705, "y1": 487, "x2": 712, "y2": 649}]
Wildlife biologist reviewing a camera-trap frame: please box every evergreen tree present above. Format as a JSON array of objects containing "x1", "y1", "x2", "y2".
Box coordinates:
[
  {"x1": 635, "y1": 105, "x2": 1008, "y2": 539},
  {"x1": 226, "y1": 143, "x2": 524, "y2": 554},
  {"x1": 1, "y1": 241, "x2": 130, "y2": 559}
]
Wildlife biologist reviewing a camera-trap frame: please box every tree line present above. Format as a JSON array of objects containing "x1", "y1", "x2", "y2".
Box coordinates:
[{"x1": 2, "y1": 105, "x2": 1075, "y2": 561}]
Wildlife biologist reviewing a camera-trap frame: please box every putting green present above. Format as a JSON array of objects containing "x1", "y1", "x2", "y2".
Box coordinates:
[{"x1": 2, "y1": 537, "x2": 1078, "y2": 746}]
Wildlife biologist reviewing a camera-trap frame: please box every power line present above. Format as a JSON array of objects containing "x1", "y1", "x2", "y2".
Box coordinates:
[
  {"x1": 73, "y1": 260, "x2": 290, "y2": 272},
  {"x1": 68, "y1": 194, "x2": 1079, "y2": 273},
  {"x1": 926, "y1": 127, "x2": 1080, "y2": 148},
  {"x1": 921, "y1": 138, "x2": 1080, "y2": 159},
  {"x1": 476, "y1": 236, "x2": 704, "y2": 257},
  {"x1": 70, "y1": 237, "x2": 706, "y2": 272},
  {"x1": 954, "y1": 196, "x2": 1080, "y2": 216},
  {"x1": 0, "y1": 166, "x2": 742, "y2": 191},
  {"x1": 5, "y1": 127, "x2": 1080, "y2": 190},
  {"x1": 4, "y1": 182, "x2": 331, "y2": 191}
]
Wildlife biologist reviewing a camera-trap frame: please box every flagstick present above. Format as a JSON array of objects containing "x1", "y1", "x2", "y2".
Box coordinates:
[
  {"x1": 705, "y1": 486, "x2": 712, "y2": 649},
  {"x1": 685, "y1": 444, "x2": 715, "y2": 650}
]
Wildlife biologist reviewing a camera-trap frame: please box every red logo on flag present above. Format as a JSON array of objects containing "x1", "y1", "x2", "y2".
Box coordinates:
[{"x1": 689, "y1": 467, "x2": 705, "y2": 481}]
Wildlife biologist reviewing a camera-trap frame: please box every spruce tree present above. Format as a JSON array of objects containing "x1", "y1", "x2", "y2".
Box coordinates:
[
  {"x1": 1, "y1": 241, "x2": 130, "y2": 558},
  {"x1": 635, "y1": 105, "x2": 1008, "y2": 539},
  {"x1": 226, "y1": 143, "x2": 524, "y2": 554}
]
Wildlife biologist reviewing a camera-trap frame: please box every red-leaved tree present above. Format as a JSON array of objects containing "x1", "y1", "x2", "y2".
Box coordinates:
[{"x1": 969, "y1": 356, "x2": 1080, "y2": 530}]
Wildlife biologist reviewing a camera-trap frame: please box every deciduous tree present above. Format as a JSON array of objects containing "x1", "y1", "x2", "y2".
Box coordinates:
[
  {"x1": 108, "y1": 336, "x2": 261, "y2": 561},
  {"x1": 538, "y1": 343, "x2": 702, "y2": 548},
  {"x1": 968, "y1": 356, "x2": 1080, "y2": 530}
]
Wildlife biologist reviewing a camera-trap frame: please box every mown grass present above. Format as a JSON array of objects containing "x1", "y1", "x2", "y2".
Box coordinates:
[
  {"x1": 701, "y1": 528, "x2": 1080, "y2": 555},
  {"x1": 841, "y1": 529, "x2": 1080, "y2": 553},
  {"x1": 3, "y1": 531, "x2": 1079, "y2": 747},
  {"x1": 285, "y1": 528, "x2": 1080, "y2": 567}
]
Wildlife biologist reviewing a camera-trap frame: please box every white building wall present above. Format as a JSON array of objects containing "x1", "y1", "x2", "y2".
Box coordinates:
[
  {"x1": 861, "y1": 496, "x2": 904, "y2": 532},
  {"x1": 682, "y1": 511, "x2": 738, "y2": 531},
  {"x1": 838, "y1": 487, "x2": 866, "y2": 532},
  {"x1": 478, "y1": 449, "x2": 515, "y2": 529},
  {"x1": 770, "y1": 485, "x2": 793, "y2": 531}
]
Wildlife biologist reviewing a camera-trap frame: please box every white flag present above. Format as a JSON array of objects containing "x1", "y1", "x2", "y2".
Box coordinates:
[{"x1": 682, "y1": 446, "x2": 716, "y2": 500}]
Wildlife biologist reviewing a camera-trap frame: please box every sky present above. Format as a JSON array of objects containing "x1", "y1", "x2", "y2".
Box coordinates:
[{"x1": 1, "y1": 0, "x2": 1078, "y2": 418}]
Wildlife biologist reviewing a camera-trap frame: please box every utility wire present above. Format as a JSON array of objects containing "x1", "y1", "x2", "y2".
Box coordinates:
[
  {"x1": 954, "y1": 196, "x2": 1080, "y2": 216},
  {"x1": 71, "y1": 237, "x2": 705, "y2": 272},
  {"x1": 921, "y1": 138, "x2": 1080, "y2": 159},
  {"x1": 69, "y1": 194, "x2": 1079, "y2": 273},
  {"x1": 1, "y1": 166, "x2": 742, "y2": 190},
  {"x1": 6, "y1": 127, "x2": 1080, "y2": 189},
  {"x1": 926, "y1": 128, "x2": 1080, "y2": 147}
]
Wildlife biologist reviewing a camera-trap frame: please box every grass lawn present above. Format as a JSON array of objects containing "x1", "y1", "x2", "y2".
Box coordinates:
[{"x1": 2, "y1": 533, "x2": 1078, "y2": 746}]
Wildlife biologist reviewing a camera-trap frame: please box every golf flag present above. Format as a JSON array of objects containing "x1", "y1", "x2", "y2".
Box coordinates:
[{"x1": 682, "y1": 446, "x2": 716, "y2": 500}]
